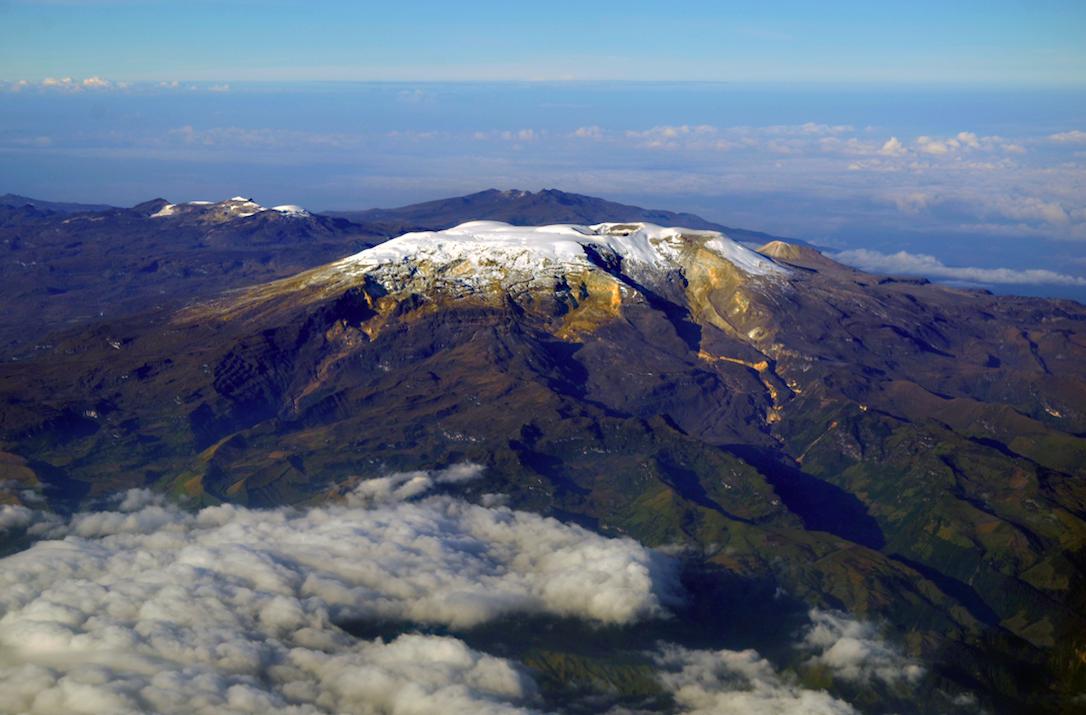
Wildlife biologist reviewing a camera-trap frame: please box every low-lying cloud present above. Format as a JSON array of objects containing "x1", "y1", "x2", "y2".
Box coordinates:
[
  {"x1": 801, "y1": 609, "x2": 923, "y2": 684},
  {"x1": 0, "y1": 467, "x2": 679, "y2": 713},
  {"x1": 0, "y1": 466, "x2": 936, "y2": 714},
  {"x1": 653, "y1": 645, "x2": 857, "y2": 715},
  {"x1": 648, "y1": 609, "x2": 923, "y2": 715},
  {"x1": 833, "y1": 248, "x2": 1086, "y2": 286}
]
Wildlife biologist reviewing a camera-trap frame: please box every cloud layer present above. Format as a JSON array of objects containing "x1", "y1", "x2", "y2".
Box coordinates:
[
  {"x1": 833, "y1": 248, "x2": 1086, "y2": 286},
  {"x1": 801, "y1": 609, "x2": 923, "y2": 684},
  {"x1": 0, "y1": 468, "x2": 679, "y2": 714},
  {"x1": 0, "y1": 465, "x2": 938, "y2": 714},
  {"x1": 653, "y1": 645, "x2": 857, "y2": 715}
]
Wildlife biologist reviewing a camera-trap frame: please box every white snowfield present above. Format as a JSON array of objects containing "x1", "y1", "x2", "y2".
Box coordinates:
[
  {"x1": 150, "y1": 197, "x2": 311, "y2": 219},
  {"x1": 271, "y1": 204, "x2": 311, "y2": 217},
  {"x1": 338, "y1": 220, "x2": 787, "y2": 293}
]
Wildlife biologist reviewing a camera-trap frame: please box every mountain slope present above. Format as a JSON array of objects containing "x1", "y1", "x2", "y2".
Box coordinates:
[
  {"x1": 0, "y1": 193, "x2": 116, "y2": 214},
  {"x1": 0, "y1": 189, "x2": 811, "y2": 357},
  {"x1": 1, "y1": 220, "x2": 1084, "y2": 711},
  {"x1": 0, "y1": 197, "x2": 382, "y2": 355}
]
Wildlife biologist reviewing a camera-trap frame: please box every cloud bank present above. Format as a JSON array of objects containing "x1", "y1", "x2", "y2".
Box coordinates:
[
  {"x1": 833, "y1": 248, "x2": 1086, "y2": 286},
  {"x1": 652, "y1": 645, "x2": 857, "y2": 715},
  {"x1": 801, "y1": 609, "x2": 923, "y2": 684},
  {"x1": 645, "y1": 607, "x2": 924, "y2": 715},
  {"x1": 0, "y1": 465, "x2": 936, "y2": 714},
  {"x1": 0, "y1": 467, "x2": 679, "y2": 714}
]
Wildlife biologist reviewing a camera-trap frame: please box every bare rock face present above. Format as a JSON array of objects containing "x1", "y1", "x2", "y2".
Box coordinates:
[{"x1": 2, "y1": 220, "x2": 1086, "y2": 709}]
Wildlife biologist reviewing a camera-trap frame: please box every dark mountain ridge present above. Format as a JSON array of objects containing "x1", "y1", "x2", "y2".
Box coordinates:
[
  {"x1": 327, "y1": 188, "x2": 815, "y2": 247},
  {"x1": 0, "y1": 193, "x2": 116, "y2": 214}
]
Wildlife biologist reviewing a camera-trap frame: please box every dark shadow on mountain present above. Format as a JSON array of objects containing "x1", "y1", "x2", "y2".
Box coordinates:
[
  {"x1": 509, "y1": 437, "x2": 592, "y2": 499},
  {"x1": 654, "y1": 452, "x2": 752, "y2": 523},
  {"x1": 889, "y1": 554, "x2": 1000, "y2": 625},
  {"x1": 28, "y1": 459, "x2": 91, "y2": 515},
  {"x1": 723, "y1": 444, "x2": 886, "y2": 549},
  {"x1": 581, "y1": 244, "x2": 701, "y2": 351}
]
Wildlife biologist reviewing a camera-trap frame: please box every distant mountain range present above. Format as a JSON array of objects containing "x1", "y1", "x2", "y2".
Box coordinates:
[
  {"x1": 327, "y1": 188, "x2": 815, "y2": 247},
  {"x1": 0, "y1": 192, "x2": 116, "y2": 214},
  {"x1": 0, "y1": 196, "x2": 381, "y2": 355},
  {"x1": 0, "y1": 189, "x2": 808, "y2": 355}
]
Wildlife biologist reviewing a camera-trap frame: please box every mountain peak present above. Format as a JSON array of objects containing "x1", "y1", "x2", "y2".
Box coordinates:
[
  {"x1": 326, "y1": 188, "x2": 815, "y2": 249},
  {"x1": 147, "y1": 196, "x2": 311, "y2": 222},
  {"x1": 336, "y1": 220, "x2": 787, "y2": 294}
]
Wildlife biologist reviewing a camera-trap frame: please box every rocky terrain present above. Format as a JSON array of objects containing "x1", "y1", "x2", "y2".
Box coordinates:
[
  {"x1": 0, "y1": 195, "x2": 382, "y2": 355},
  {"x1": 1, "y1": 213, "x2": 1084, "y2": 711}
]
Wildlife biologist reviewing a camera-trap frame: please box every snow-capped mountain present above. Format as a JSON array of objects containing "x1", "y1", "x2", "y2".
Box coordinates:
[
  {"x1": 149, "y1": 196, "x2": 312, "y2": 221},
  {"x1": 336, "y1": 221, "x2": 785, "y2": 295},
  {"x1": 2, "y1": 205, "x2": 1086, "y2": 711}
]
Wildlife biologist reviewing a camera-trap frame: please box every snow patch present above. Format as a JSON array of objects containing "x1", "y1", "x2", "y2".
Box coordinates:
[
  {"x1": 337, "y1": 220, "x2": 786, "y2": 294},
  {"x1": 272, "y1": 204, "x2": 311, "y2": 218}
]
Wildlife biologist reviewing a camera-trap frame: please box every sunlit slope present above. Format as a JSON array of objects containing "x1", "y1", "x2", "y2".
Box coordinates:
[{"x1": 2, "y1": 221, "x2": 1085, "y2": 708}]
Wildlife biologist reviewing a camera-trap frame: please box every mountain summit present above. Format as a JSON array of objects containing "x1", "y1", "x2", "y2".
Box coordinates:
[{"x1": 327, "y1": 188, "x2": 804, "y2": 246}]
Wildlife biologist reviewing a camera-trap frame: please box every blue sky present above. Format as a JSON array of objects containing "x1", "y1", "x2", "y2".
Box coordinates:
[{"x1": 1, "y1": 0, "x2": 1084, "y2": 84}]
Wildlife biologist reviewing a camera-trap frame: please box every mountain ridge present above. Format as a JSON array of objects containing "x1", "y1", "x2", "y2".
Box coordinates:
[
  {"x1": 326, "y1": 188, "x2": 817, "y2": 248},
  {"x1": 0, "y1": 192, "x2": 116, "y2": 214}
]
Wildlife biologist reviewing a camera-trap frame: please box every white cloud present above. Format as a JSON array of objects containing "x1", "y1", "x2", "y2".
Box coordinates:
[
  {"x1": 1048, "y1": 130, "x2": 1086, "y2": 144},
  {"x1": 624, "y1": 125, "x2": 718, "y2": 150},
  {"x1": 652, "y1": 645, "x2": 856, "y2": 715},
  {"x1": 80, "y1": 76, "x2": 112, "y2": 89},
  {"x1": 169, "y1": 125, "x2": 365, "y2": 150},
  {"x1": 801, "y1": 609, "x2": 923, "y2": 685},
  {"x1": 916, "y1": 135, "x2": 959, "y2": 155},
  {"x1": 833, "y1": 248, "x2": 1086, "y2": 286},
  {"x1": 956, "y1": 131, "x2": 981, "y2": 149},
  {"x1": 646, "y1": 609, "x2": 925, "y2": 714},
  {"x1": 879, "y1": 136, "x2": 907, "y2": 156},
  {"x1": 500, "y1": 129, "x2": 538, "y2": 142},
  {"x1": 0, "y1": 474, "x2": 680, "y2": 714},
  {"x1": 346, "y1": 462, "x2": 484, "y2": 504},
  {"x1": 755, "y1": 123, "x2": 854, "y2": 137},
  {"x1": 572, "y1": 125, "x2": 603, "y2": 140},
  {"x1": 0, "y1": 76, "x2": 120, "y2": 93}
]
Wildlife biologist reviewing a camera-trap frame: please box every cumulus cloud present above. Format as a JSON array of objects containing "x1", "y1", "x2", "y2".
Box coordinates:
[
  {"x1": 800, "y1": 609, "x2": 923, "y2": 685},
  {"x1": 0, "y1": 472, "x2": 680, "y2": 714},
  {"x1": 624, "y1": 125, "x2": 719, "y2": 150},
  {"x1": 0, "y1": 504, "x2": 34, "y2": 533},
  {"x1": 652, "y1": 645, "x2": 856, "y2": 715},
  {"x1": 644, "y1": 609, "x2": 923, "y2": 714},
  {"x1": 833, "y1": 248, "x2": 1086, "y2": 286},
  {"x1": 1048, "y1": 130, "x2": 1086, "y2": 144},
  {"x1": 879, "y1": 136, "x2": 907, "y2": 156},
  {"x1": 572, "y1": 125, "x2": 604, "y2": 140},
  {"x1": 80, "y1": 76, "x2": 112, "y2": 89},
  {"x1": 0, "y1": 504, "x2": 64, "y2": 539},
  {"x1": 500, "y1": 129, "x2": 539, "y2": 142},
  {"x1": 0, "y1": 76, "x2": 125, "y2": 93},
  {"x1": 169, "y1": 125, "x2": 365, "y2": 150},
  {"x1": 346, "y1": 462, "x2": 485, "y2": 504},
  {"x1": 916, "y1": 135, "x2": 958, "y2": 155}
]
